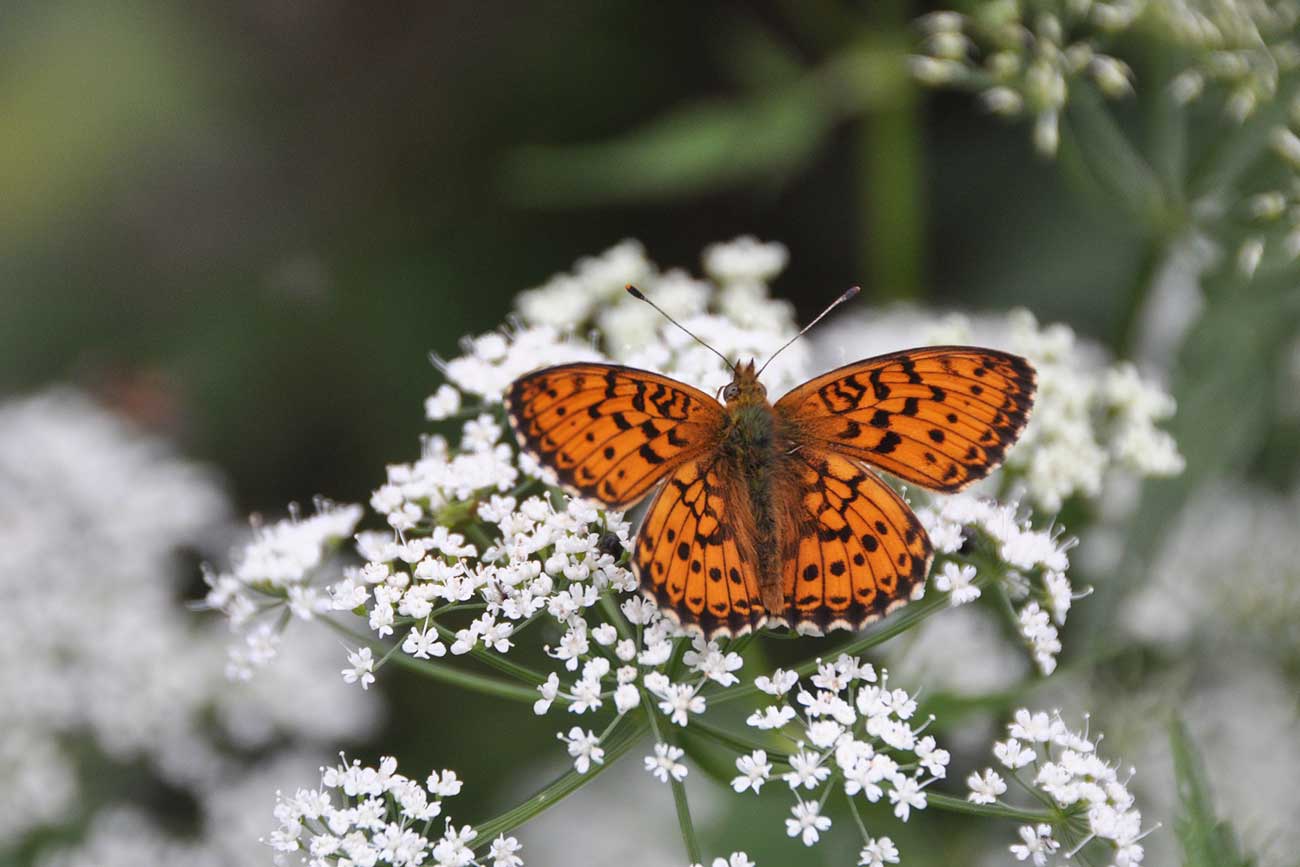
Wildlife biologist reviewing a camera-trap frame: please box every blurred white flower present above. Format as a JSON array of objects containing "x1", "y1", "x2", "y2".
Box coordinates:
[
  {"x1": 1126, "y1": 482, "x2": 1300, "y2": 654},
  {"x1": 0, "y1": 390, "x2": 376, "y2": 859},
  {"x1": 268, "y1": 754, "x2": 495, "y2": 867}
]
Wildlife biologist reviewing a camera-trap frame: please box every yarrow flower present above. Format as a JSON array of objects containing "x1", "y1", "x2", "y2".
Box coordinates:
[
  {"x1": 917, "y1": 492, "x2": 1081, "y2": 673},
  {"x1": 743, "y1": 657, "x2": 944, "y2": 859},
  {"x1": 970, "y1": 708, "x2": 1157, "y2": 865},
  {"x1": 268, "y1": 754, "x2": 517, "y2": 867},
  {"x1": 205, "y1": 500, "x2": 363, "y2": 679}
]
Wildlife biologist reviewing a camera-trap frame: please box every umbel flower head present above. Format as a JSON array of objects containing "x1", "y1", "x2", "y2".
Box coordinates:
[{"x1": 195, "y1": 239, "x2": 1176, "y2": 864}]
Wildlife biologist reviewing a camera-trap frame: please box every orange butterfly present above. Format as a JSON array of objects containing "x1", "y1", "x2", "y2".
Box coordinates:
[{"x1": 505, "y1": 287, "x2": 1036, "y2": 638}]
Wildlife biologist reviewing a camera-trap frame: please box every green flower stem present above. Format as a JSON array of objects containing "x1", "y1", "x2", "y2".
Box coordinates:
[
  {"x1": 846, "y1": 789, "x2": 872, "y2": 841},
  {"x1": 686, "y1": 715, "x2": 783, "y2": 758},
  {"x1": 1062, "y1": 81, "x2": 1169, "y2": 232},
  {"x1": 469, "y1": 713, "x2": 650, "y2": 848},
  {"x1": 322, "y1": 618, "x2": 539, "y2": 704},
  {"x1": 424, "y1": 620, "x2": 550, "y2": 686},
  {"x1": 926, "y1": 793, "x2": 1056, "y2": 824},
  {"x1": 642, "y1": 700, "x2": 703, "y2": 864},
  {"x1": 667, "y1": 745, "x2": 703, "y2": 864},
  {"x1": 860, "y1": 0, "x2": 923, "y2": 300},
  {"x1": 598, "y1": 591, "x2": 635, "y2": 643}
]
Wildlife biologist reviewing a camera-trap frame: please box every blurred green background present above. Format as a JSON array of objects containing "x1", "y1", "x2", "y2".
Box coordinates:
[
  {"x1": 1, "y1": 0, "x2": 1143, "y2": 514},
  {"x1": 5, "y1": 1, "x2": 1298, "y2": 864}
]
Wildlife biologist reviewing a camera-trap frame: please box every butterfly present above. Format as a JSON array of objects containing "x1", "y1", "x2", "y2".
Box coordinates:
[{"x1": 504, "y1": 286, "x2": 1036, "y2": 639}]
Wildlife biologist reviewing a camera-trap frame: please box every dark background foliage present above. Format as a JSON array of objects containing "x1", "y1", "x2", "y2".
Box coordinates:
[{"x1": 1, "y1": 0, "x2": 1137, "y2": 514}]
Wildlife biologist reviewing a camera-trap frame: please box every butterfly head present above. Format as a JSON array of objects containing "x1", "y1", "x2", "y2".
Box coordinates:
[{"x1": 721, "y1": 359, "x2": 767, "y2": 405}]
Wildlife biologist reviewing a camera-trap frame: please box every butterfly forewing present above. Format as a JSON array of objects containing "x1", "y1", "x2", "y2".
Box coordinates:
[
  {"x1": 504, "y1": 363, "x2": 725, "y2": 508},
  {"x1": 772, "y1": 449, "x2": 931, "y2": 635},
  {"x1": 775, "y1": 347, "x2": 1036, "y2": 493},
  {"x1": 633, "y1": 458, "x2": 767, "y2": 637}
]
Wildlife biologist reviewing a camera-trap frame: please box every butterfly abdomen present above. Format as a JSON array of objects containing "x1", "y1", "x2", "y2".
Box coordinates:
[{"x1": 721, "y1": 401, "x2": 790, "y2": 613}]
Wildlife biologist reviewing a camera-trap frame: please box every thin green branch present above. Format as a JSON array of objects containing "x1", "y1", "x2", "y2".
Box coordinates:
[
  {"x1": 687, "y1": 715, "x2": 788, "y2": 759},
  {"x1": 642, "y1": 695, "x2": 703, "y2": 864},
  {"x1": 424, "y1": 619, "x2": 551, "y2": 686},
  {"x1": 926, "y1": 792, "x2": 1057, "y2": 824},
  {"x1": 711, "y1": 575, "x2": 989, "y2": 706},
  {"x1": 469, "y1": 714, "x2": 650, "y2": 848},
  {"x1": 322, "y1": 618, "x2": 539, "y2": 704}
]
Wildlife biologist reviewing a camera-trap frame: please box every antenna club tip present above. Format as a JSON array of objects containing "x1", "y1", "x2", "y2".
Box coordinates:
[
  {"x1": 843, "y1": 285, "x2": 862, "y2": 301},
  {"x1": 625, "y1": 285, "x2": 645, "y2": 300}
]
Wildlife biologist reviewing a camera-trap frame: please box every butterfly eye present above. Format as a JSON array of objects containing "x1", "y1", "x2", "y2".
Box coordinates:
[{"x1": 723, "y1": 383, "x2": 740, "y2": 402}]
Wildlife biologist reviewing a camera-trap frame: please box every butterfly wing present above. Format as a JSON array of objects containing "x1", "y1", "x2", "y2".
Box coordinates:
[
  {"x1": 505, "y1": 363, "x2": 725, "y2": 508},
  {"x1": 774, "y1": 347, "x2": 1035, "y2": 492},
  {"x1": 772, "y1": 448, "x2": 931, "y2": 635},
  {"x1": 633, "y1": 457, "x2": 768, "y2": 638}
]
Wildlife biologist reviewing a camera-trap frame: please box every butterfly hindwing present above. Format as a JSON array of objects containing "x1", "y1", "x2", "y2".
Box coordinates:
[
  {"x1": 505, "y1": 363, "x2": 725, "y2": 508},
  {"x1": 772, "y1": 448, "x2": 931, "y2": 635},
  {"x1": 775, "y1": 347, "x2": 1036, "y2": 493},
  {"x1": 633, "y1": 458, "x2": 767, "y2": 637}
]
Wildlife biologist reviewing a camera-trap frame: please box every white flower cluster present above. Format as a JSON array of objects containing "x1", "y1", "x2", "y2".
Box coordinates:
[
  {"x1": 815, "y1": 307, "x2": 1184, "y2": 513},
  {"x1": 689, "y1": 854, "x2": 757, "y2": 867},
  {"x1": 539, "y1": 621, "x2": 745, "y2": 773},
  {"x1": 511, "y1": 237, "x2": 808, "y2": 395},
  {"x1": 919, "y1": 492, "x2": 1080, "y2": 674},
  {"x1": 205, "y1": 501, "x2": 364, "y2": 680},
  {"x1": 270, "y1": 755, "x2": 523, "y2": 867},
  {"x1": 0, "y1": 391, "x2": 377, "y2": 862},
  {"x1": 1120, "y1": 482, "x2": 1300, "y2": 863},
  {"x1": 911, "y1": 2, "x2": 1300, "y2": 155},
  {"x1": 733, "y1": 656, "x2": 947, "y2": 858},
  {"x1": 969, "y1": 709, "x2": 1154, "y2": 867}
]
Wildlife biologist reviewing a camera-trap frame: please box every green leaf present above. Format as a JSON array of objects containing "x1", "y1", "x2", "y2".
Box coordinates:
[
  {"x1": 1171, "y1": 719, "x2": 1258, "y2": 867},
  {"x1": 469, "y1": 715, "x2": 649, "y2": 847},
  {"x1": 1061, "y1": 82, "x2": 1170, "y2": 233},
  {"x1": 500, "y1": 80, "x2": 836, "y2": 207},
  {"x1": 498, "y1": 39, "x2": 908, "y2": 208}
]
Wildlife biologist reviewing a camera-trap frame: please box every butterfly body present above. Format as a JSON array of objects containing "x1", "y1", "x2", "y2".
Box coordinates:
[{"x1": 505, "y1": 345, "x2": 1035, "y2": 639}]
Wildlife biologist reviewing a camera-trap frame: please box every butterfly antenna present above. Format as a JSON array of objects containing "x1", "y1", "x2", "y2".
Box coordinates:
[
  {"x1": 626, "y1": 285, "x2": 735, "y2": 371},
  {"x1": 756, "y1": 285, "x2": 860, "y2": 377}
]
